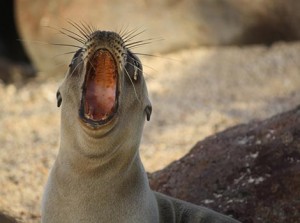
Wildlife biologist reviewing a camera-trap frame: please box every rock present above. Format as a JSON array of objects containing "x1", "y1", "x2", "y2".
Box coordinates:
[
  {"x1": 149, "y1": 106, "x2": 300, "y2": 223},
  {"x1": 0, "y1": 211, "x2": 18, "y2": 223}
]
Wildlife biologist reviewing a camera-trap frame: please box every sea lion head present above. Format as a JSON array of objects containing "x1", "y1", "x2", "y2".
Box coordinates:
[{"x1": 57, "y1": 29, "x2": 152, "y2": 157}]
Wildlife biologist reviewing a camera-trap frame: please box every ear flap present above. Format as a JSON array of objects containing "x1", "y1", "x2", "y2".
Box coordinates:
[
  {"x1": 145, "y1": 105, "x2": 152, "y2": 121},
  {"x1": 56, "y1": 90, "x2": 62, "y2": 107}
]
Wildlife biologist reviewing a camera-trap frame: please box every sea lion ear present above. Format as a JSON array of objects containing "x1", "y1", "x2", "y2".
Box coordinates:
[
  {"x1": 145, "y1": 104, "x2": 152, "y2": 121},
  {"x1": 56, "y1": 90, "x2": 62, "y2": 107}
]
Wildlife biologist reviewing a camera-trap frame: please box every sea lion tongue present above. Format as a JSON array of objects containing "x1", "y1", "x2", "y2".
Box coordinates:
[{"x1": 84, "y1": 49, "x2": 117, "y2": 121}]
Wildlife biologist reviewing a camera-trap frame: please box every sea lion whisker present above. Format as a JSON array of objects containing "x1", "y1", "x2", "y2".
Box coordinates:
[
  {"x1": 125, "y1": 38, "x2": 153, "y2": 46},
  {"x1": 125, "y1": 61, "x2": 148, "y2": 78},
  {"x1": 51, "y1": 62, "x2": 72, "y2": 71},
  {"x1": 126, "y1": 57, "x2": 155, "y2": 79},
  {"x1": 17, "y1": 39, "x2": 53, "y2": 46},
  {"x1": 128, "y1": 58, "x2": 157, "y2": 73},
  {"x1": 79, "y1": 21, "x2": 94, "y2": 37},
  {"x1": 91, "y1": 24, "x2": 98, "y2": 34},
  {"x1": 69, "y1": 59, "x2": 84, "y2": 76},
  {"x1": 123, "y1": 65, "x2": 141, "y2": 103},
  {"x1": 88, "y1": 22, "x2": 97, "y2": 34},
  {"x1": 44, "y1": 25, "x2": 87, "y2": 44},
  {"x1": 18, "y1": 40, "x2": 84, "y2": 59},
  {"x1": 67, "y1": 20, "x2": 90, "y2": 39},
  {"x1": 87, "y1": 22, "x2": 96, "y2": 36},
  {"x1": 59, "y1": 30, "x2": 86, "y2": 45},
  {"x1": 117, "y1": 24, "x2": 130, "y2": 38},
  {"x1": 125, "y1": 60, "x2": 152, "y2": 76},
  {"x1": 125, "y1": 40, "x2": 154, "y2": 48},
  {"x1": 86, "y1": 58, "x2": 97, "y2": 73},
  {"x1": 138, "y1": 63, "x2": 156, "y2": 72},
  {"x1": 126, "y1": 37, "x2": 164, "y2": 49},
  {"x1": 61, "y1": 27, "x2": 87, "y2": 42},
  {"x1": 50, "y1": 43, "x2": 83, "y2": 48},
  {"x1": 52, "y1": 50, "x2": 79, "y2": 59},
  {"x1": 80, "y1": 54, "x2": 98, "y2": 76},
  {"x1": 122, "y1": 29, "x2": 146, "y2": 43},
  {"x1": 121, "y1": 27, "x2": 139, "y2": 40},
  {"x1": 121, "y1": 26, "x2": 144, "y2": 42},
  {"x1": 17, "y1": 38, "x2": 82, "y2": 50},
  {"x1": 127, "y1": 42, "x2": 153, "y2": 49},
  {"x1": 132, "y1": 52, "x2": 162, "y2": 58},
  {"x1": 134, "y1": 52, "x2": 180, "y2": 63},
  {"x1": 126, "y1": 61, "x2": 143, "y2": 72},
  {"x1": 119, "y1": 25, "x2": 137, "y2": 41},
  {"x1": 75, "y1": 20, "x2": 92, "y2": 39}
]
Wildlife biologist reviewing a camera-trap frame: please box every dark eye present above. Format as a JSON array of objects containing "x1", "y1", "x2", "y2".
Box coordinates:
[
  {"x1": 131, "y1": 53, "x2": 142, "y2": 81},
  {"x1": 125, "y1": 51, "x2": 143, "y2": 82},
  {"x1": 133, "y1": 60, "x2": 140, "y2": 81},
  {"x1": 69, "y1": 48, "x2": 83, "y2": 68},
  {"x1": 133, "y1": 60, "x2": 140, "y2": 68}
]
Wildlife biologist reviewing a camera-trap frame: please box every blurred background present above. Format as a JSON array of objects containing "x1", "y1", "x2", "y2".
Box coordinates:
[{"x1": 0, "y1": 0, "x2": 300, "y2": 222}]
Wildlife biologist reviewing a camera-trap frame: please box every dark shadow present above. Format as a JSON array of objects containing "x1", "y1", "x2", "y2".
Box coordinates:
[
  {"x1": 0, "y1": 0, "x2": 36, "y2": 84},
  {"x1": 0, "y1": 212, "x2": 18, "y2": 223},
  {"x1": 238, "y1": 1, "x2": 300, "y2": 46}
]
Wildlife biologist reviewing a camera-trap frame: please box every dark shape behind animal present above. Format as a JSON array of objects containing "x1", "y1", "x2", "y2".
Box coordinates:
[{"x1": 0, "y1": 0, "x2": 36, "y2": 84}]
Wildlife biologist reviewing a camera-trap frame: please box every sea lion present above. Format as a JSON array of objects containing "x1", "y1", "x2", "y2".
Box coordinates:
[{"x1": 41, "y1": 25, "x2": 240, "y2": 223}]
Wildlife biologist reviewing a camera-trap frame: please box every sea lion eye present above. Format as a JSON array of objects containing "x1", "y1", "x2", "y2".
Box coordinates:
[
  {"x1": 133, "y1": 60, "x2": 140, "y2": 81},
  {"x1": 134, "y1": 60, "x2": 140, "y2": 68},
  {"x1": 69, "y1": 48, "x2": 83, "y2": 68},
  {"x1": 125, "y1": 51, "x2": 142, "y2": 82}
]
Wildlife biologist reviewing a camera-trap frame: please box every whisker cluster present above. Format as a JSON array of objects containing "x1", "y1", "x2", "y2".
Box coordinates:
[
  {"x1": 50, "y1": 20, "x2": 161, "y2": 99},
  {"x1": 48, "y1": 20, "x2": 96, "y2": 51},
  {"x1": 118, "y1": 26, "x2": 162, "y2": 51},
  {"x1": 52, "y1": 20, "x2": 162, "y2": 59}
]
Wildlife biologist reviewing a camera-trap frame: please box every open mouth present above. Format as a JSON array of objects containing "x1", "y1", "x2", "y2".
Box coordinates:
[{"x1": 80, "y1": 49, "x2": 118, "y2": 125}]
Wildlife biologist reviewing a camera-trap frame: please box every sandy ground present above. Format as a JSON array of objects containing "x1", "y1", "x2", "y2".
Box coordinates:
[{"x1": 0, "y1": 41, "x2": 300, "y2": 222}]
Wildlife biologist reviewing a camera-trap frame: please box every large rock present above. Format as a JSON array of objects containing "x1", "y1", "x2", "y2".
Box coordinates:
[
  {"x1": 0, "y1": 211, "x2": 18, "y2": 223},
  {"x1": 149, "y1": 106, "x2": 300, "y2": 223}
]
